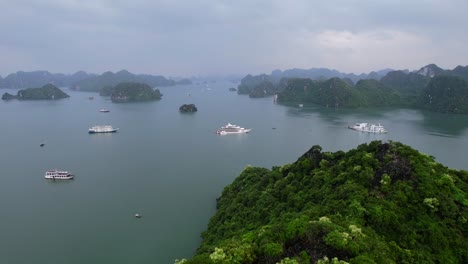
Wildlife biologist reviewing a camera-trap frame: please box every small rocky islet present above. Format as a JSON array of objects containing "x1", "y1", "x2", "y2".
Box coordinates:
[{"x1": 179, "y1": 104, "x2": 198, "y2": 113}]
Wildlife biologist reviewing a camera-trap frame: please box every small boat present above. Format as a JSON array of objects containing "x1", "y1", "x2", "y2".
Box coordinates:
[
  {"x1": 88, "y1": 125, "x2": 119, "y2": 134},
  {"x1": 135, "y1": 214, "x2": 142, "y2": 218},
  {"x1": 99, "y1": 109, "x2": 110, "y2": 113},
  {"x1": 40, "y1": 143, "x2": 45, "y2": 147},
  {"x1": 89, "y1": 96, "x2": 94, "y2": 100},
  {"x1": 348, "y1": 123, "x2": 387, "y2": 133},
  {"x1": 45, "y1": 170, "x2": 74, "y2": 180},
  {"x1": 216, "y1": 123, "x2": 251, "y2": 135},
  {"x1": 298, "y1": 104, "x2": 304, "y2": 107}
]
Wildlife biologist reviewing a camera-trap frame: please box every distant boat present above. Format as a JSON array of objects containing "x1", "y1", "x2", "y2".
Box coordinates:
[
  {"x1": 45, "y1": 170, "x2": 74, "y2": 180},
  {"x1": 89, "y1": 97, "x2": 94, "y2": 100},
  {"x1": 88, "y1": 125, "x2": 119, "y2": 134},
  {"x1": 135, "y1": 213, "x2": 142, "y2": 218},
  {"x1": 298, "y1": 104, "x2": 303, "y2": 107},
  {"x1": 99, "y1": 109, "x2": 110, "y2": 113},
  {"x1": 348, "y1": 123, "x2": 387, "y2": 133},
  {"x1": 216, "y1": 123, "x2": 251, "y2": 135},
  {"x1": 40, "y1": 143, "x2": 45, "y2": 147}
]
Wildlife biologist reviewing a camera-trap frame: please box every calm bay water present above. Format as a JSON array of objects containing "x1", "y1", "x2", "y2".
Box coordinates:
[{"x1": 1, "y1": 82, "x2": 467, "y2": 263}]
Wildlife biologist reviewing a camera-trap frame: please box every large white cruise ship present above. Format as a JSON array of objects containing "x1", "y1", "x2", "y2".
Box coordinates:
[
  {"x1": 216, "y1": 123, "x2": 252, "y2": 135},
  {"x1": 348, "y1": 123, "x2": 387, "y2": 133},
  {"x1": 88, "y1": 125, "x2": 119, "y2": 134},
  {"x1": 44, "y1": 170, "x2": 74, "y2": 180}
]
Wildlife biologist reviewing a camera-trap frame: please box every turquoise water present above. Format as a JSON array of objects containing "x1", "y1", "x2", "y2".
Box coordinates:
[{"x1": 1, "y1": 82, "x2": 467, "y2": 263}]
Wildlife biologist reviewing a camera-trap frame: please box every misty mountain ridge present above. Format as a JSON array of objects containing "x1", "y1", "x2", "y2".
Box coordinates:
[
  {"x1": 0, "y1": 69, "x2": 191, "y2": 92},
  {"x1": 238, "y1": 64, "x2": 468, "y2": 113},
  {"x1": 0, "y1": 70, "x2": 96, "y2": 89},
  {"x1": 244, "y1": 63, "x2": 467, "y2": 87},
  {"x1": 71, "y1": 69, "x2": 191, "y2": 92},
  {"x1": 269, "y1": 67, "x2": 395, "y2": 83}
]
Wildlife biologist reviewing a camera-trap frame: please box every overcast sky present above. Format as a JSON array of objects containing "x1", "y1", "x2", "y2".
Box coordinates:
[{"x1": 0, "y1": 0, "x2": 467, "y2": 77}]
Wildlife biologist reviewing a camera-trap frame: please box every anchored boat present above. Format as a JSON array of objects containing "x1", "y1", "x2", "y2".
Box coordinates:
[
  {"x1": 216, "y1": 123, "x2": 251, "y2": 135},
  {"x1": 88, "y1": 125, "x2": 118, "y2": 134},
  {"x1": 45, "y1": 170, "x2": 74, "y2": 180},
  {"x1": 348, "y1": 123, "x2": 387, "y2": 133}
]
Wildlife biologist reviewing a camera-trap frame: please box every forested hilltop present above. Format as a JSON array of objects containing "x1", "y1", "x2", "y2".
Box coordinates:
[
  {"x1": 109, "y1": 82, "x2": 162, "y2": 102},
  {"x1": 178, "y1": 141, "x2": 467, "y2": 264},
  {"x1": 71, "y1": 70, "x2": 183, "y2": 92},
  {"x1": 1, "y1": 84, "x2": 69, "y2": 100},
  {"x1": 238, "y1": 64, "x2": 468, "y2": 114}
]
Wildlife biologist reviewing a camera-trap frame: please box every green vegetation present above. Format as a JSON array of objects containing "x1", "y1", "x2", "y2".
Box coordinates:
[
  {"x1": 238, "y1": 64, "x2": 468, "y2": 113},
  {"x1": 179, "y1": 104, "x2": 198, "y2": 113},
  {"x1": 274, "y1": 72, "x2": 468, "y2": 113},
  {"x1": 237, "y1": 74, "x2": 278, "y2": 98},
  {"x1": 1, "y1": 84, "x2": 69, "y2": 100},
  {"x1": 110, "y1": 82, "x2": 161, "y2": 102},
  {"x1": 420, "y1": 75, "x2": 468, "y2": 113},
  {"x1": 277, "y1": 78, "x2": 364, "y2": 107},
  {"x1": 72, "y1": 70, "x2": 176, "y2": 92},
  {"x1": 181, "y1": 141, "x2": 467, "y2": 263}
]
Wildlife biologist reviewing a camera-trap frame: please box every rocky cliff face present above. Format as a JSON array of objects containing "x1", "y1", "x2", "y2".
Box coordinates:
[{"x1": 415, "y1": 64, "x2": 445, "y2": 77}]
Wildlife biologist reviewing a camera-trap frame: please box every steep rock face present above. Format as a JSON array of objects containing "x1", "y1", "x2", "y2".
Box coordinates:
[
  {"x1": 179, "y1": 104, "x2": 198, "y2": 113},
  {"x1": 277, "y1": 77, "x2": 363, "y2": 107},
  {"x1": 183, "y1": 141, "x2": 467, "y2": 264},
  {"x1": 110, "y1": 82, "x2": 161, "y2": 102},
  {"x1": 237, "y1": 74, "x2": 277, "y2": 97},
  {"x1": 420, "y1": 75, "x2": 468, "y2": 113},
  {"x1": 381, "y1": 71, "x2": 430, "y2": 93},
  {"x1": 354, "y1": 79, "x2": 401, "y2": 106},
  {"x1": 2, "y1": 84, "x2": 69, "y2": 100},
  {"x1": 415, "y1": 64, "x2": 445, "y2": 77}
]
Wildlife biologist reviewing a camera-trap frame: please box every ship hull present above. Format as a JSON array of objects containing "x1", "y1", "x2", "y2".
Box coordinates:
[
  {"x1": 348, "y1": 126, "x2": 387, "y2": 133},
  {"x1": 45, "y1": 175, "x2": 74, "y2": 180},
  {"x1": 217, "y1": 129, "x2": 251, "y2": 135},
  {"x1": 88, "y1": 129, "x2": 118, "y2": 134}
]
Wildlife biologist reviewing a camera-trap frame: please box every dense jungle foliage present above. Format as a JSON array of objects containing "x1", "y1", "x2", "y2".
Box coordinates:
[
  {"x1": 1, "y1": 84, "x2": 69, "y2": 100},
  {"x1": 110, "y1": 82, "x2": 161, "y2": 102},
  {"x1": 238, "y1": 65, "x2": 468, "y2": 113},
  {"x1": 419, "y1": 75, "x2": 468, "y2": 114},
  {"x1": 178, "y1": 141, "x2": 467, "y2": 264}
]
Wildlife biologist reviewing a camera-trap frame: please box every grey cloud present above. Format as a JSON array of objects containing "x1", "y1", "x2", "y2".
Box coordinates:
[{"x1": 0, "y1": 0, "x2": 467, "y2": 76}]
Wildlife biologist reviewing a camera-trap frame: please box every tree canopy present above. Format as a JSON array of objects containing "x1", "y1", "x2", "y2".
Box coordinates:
[
  {"x1": 180, "y1": 141, "x2": 467, "y2": 264},
  {"x1": 2, "y1": 83, "x2": 69, "y2": 100},
  {"x1": 110, "y1": 82, "x2": 162, "y2": 102}
]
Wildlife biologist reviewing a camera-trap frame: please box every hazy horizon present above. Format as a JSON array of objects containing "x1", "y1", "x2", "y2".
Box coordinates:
[{"x1": 1, "y1": 1, "x2": 467, "y2": 77}]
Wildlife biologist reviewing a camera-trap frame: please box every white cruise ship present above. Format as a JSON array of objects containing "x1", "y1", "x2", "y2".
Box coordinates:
[
  {"x1": 88, "y1": 125, "x2": 119, "y2": 134},
  {"x1": 216, "y1": 123, "x2": 252, "y2": 135},
  {"x1": 348, "y1": 123, "x2": 387, "y2": 133},
  {"x1": 45, "y1": 170, "x2": 74, "y2": 180}
]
